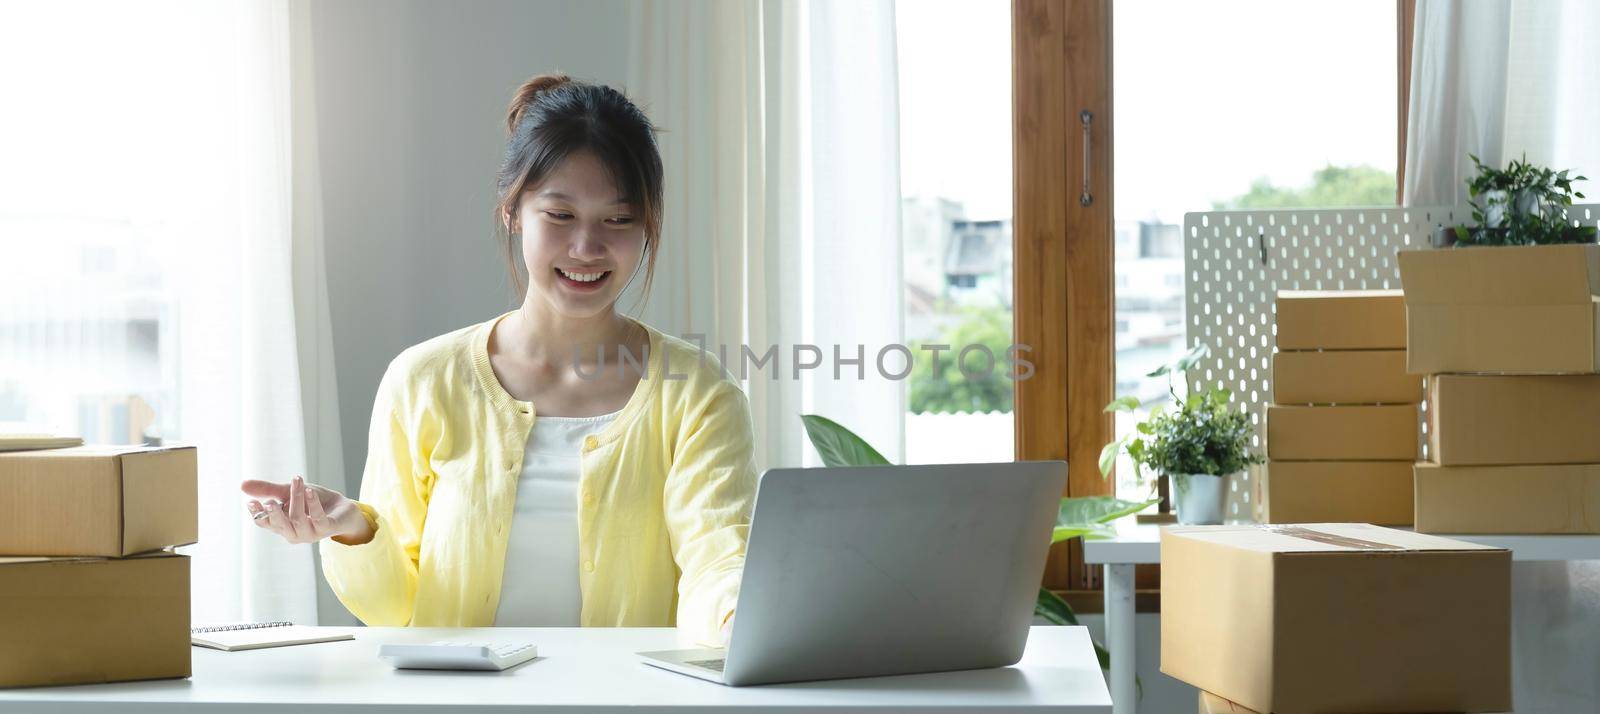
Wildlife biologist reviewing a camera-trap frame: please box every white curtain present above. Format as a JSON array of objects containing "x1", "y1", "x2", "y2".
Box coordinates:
[
  {"x1": 1406, "y1": 3, "x2": 1600, "y2": 711},
  {"x1": 0, "y1": 0, "x2": 320, "y2": 626},
  {"x1": 626, "y1": 0, "x2": 905, "y2": 471},
  {"x1": 1404, "y1": 0, "x2": 1600, "y2": 205}
]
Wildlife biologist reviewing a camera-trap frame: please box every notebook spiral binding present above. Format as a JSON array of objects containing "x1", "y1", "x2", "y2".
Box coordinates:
[{"x1": 191, "y1": 621, "x2": 294, "y2": 634}]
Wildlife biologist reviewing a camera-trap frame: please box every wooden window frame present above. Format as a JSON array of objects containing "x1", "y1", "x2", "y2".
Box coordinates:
[
  {"x1": 1013, "y1": 0, "x2": 1113, "y2": 596},
  {"x1": 1012, "y1": 0, "x2": 1419, "y2": 610}
]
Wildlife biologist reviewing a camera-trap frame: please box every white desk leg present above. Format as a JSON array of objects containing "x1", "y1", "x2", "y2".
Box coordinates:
[{"x1": 1105, "y1": 563, "x2": 1137, "y2": 714}]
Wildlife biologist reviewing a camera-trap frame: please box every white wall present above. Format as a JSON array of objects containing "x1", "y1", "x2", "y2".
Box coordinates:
[{"x1": 295, "y1": 0, "x2": 633, "y2": 624}]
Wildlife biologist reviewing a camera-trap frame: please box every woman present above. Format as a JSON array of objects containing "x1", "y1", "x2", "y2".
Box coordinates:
[{"x1": 241, "y1": 74, "x2": 755, "y2": 646}]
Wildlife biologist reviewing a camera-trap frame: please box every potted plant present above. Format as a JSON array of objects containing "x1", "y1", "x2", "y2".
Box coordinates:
[
  {"x1": 1098, "y1": 344, "x2": 1262, "y2": 525},
  {"x1": 1446, "y1": 154, "x2": 1595, "y2": 246},
  {"x1": 798, "y1": 414, "x2": 1156, "y2": 677}
]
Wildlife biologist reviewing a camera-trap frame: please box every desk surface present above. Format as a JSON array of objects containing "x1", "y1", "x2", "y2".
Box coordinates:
[
  {"x1": 0, "y1": 626, "x2": 1111, "y2": 713},
  {"x1": 1082, "y1": 521, "x2": 1600, "y2": 564}
]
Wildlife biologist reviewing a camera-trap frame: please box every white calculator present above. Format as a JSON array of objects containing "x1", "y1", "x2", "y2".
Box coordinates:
[{"x1": 378, "y1": 641, "x2": 539, "y2": 671}]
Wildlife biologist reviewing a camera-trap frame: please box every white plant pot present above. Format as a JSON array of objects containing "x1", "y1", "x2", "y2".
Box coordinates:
[{"x1": 1171, "y1": 473, "x2": 1228, "y2": 525}]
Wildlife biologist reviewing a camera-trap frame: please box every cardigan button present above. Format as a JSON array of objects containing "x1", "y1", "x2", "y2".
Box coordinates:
[
  {"x1": 582, "y1": 436, "x2": 599, "y2": 451},
  {"x1": 582, "y1": 560, "x2": 595, "y2": 573}
]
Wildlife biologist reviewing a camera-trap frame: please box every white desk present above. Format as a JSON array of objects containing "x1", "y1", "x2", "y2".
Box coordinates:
[
  {"x1": 0, "y1": 626, "x2": 1112, "y2": 713},
  {"x1": 1083, "y1": 522, "x2": 1600, "y2": 714}
]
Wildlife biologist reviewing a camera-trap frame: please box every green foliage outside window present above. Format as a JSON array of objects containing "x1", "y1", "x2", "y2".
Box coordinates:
[
  {"x1": 908, "y1": 306, "x2": 1015, "y2": 415},
  {"x1": 1212, "y1": 164, "x2": 1396, "y2": 210}
]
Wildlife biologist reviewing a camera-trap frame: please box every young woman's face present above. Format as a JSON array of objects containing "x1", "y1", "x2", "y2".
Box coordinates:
[{"x1": 512, "y1": 150, "x2": 646, "y2": 320}]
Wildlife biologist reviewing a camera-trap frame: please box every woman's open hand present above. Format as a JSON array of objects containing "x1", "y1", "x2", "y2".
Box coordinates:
[{"x1": 240, "y1": 476, "x2": 372, "y2": 545}]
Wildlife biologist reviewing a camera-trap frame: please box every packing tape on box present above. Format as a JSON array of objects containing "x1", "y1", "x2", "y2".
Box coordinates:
[{"x1": 1258, "y1": 525, "x2": 1405, "y2": 550}]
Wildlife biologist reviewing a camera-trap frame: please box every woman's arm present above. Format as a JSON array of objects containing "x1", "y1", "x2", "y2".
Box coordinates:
[
  {"x1": 318, "y1": 360, "x2": 435, "y2": 626},
  {"x1": 662, "y1": 380, "x2": 759, "y2": 646}
]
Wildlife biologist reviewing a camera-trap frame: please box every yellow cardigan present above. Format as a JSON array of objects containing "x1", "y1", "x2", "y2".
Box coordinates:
[{"x1": 319, "y1": 311, "x2": 756, "y2": 645}]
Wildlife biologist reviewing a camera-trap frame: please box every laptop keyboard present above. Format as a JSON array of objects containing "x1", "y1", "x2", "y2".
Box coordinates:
[{"x1": 685, "y1": 658, "x2": 726, "y2": 672}]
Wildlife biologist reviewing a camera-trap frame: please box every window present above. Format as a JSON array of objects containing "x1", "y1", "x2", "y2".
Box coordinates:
[
  {"x1": 0, "y1": 223, "x2": 177, "y2": 443},
  {"x1": 897, "y1": 0, "x2": 1014, "y2": 465},
  {"x1": 1110, "y1": 0, "x2": 1398, "y2": 499}
]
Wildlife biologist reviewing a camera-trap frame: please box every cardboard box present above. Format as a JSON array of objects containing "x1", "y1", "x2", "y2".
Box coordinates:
[
  {"x1": 1430, "y1": 374, "x2": 1600, "y2": 466},
  {"x1": 1272, "y1": 349, "x2": 1420, "y2": 405},
  {"x1": 0, "y1": 551, "x2": 190, "y2": 687},
  {"x1": 1275, "y1": 290, "x2": 1406, "y2": 351},
  {"x1": 1199, "y1": 691, "x2": 1263, "y2": 714},
  {"x1": 1266, "y1": 405, "x2": 1418, "y2": 461},
  {"x1": 1416, "y1": 462, "x2": 1600, "y2": 534},
  {"x1": 1263, "y1": 461, "x2": 1413, "y2": 526},
  {"x1": 1162, "y1": 524, "x2": 1510, "y2": 714},
  {"x1": 1399, "y1": 244, "x2": 1600, "y2": 374},
  {"x1": 1199, "y1": 691, "x2": 1256, "y2": 714},
  {"x1": 1200, "y1": 689, "x2": 1494, "y2": 714},
  {"x1": 0, "y1": 445, "x2": 196, "y2": 557}
]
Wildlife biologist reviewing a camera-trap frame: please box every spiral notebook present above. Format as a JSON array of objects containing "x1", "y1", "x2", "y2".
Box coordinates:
[{"x1": 191, "y1": 622, "x2": 354, "y2": 651}]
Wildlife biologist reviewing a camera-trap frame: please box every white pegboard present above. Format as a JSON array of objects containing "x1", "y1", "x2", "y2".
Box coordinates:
[{"x1": 1182, "y1": 204, "x2": 1600, "y2": 521}]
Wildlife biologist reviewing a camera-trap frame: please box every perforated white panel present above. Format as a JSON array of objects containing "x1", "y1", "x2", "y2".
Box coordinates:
[{"x1": 1182, "y1": 204, "x2": 1600, "y2": 521}]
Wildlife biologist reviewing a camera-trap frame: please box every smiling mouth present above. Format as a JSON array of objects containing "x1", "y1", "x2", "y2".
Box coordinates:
[{"x1": 555, "y1": 267, "x2": 612, "y2": 290}]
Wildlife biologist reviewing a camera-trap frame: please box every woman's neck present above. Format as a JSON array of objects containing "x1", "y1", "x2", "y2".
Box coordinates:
[{"x1": 508, "y1": 299, "x2": 639, "y2": 368}]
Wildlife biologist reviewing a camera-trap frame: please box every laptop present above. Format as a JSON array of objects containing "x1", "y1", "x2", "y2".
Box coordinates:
[{"x1": 637, "y1": 460, "x2": 1068, "y2": 686}]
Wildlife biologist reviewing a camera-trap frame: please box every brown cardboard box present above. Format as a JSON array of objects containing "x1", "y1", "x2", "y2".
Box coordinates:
[
  {"x1": 0, "y1": 445, "x2": 196, "y2": 556},
  {"x1": 1263, "y1": 461, "x2": 1413, "y2": 526},
  {"x1": 1162, "y1": 524, "x2": 1510, "y2": 714},
  {"x1": 1416, "y1": 462, "x2": 1600, "y2": 534},
  {"x1": 1272, "y1": 350, "x2": 1420, "y2": 405},
  {"x1": 1274, "y1": 290, "x2": 1406, "y2": 351},
  {"x1": 1199, "y1": 691, "x2": 1259, "y2": 714},
  {"x1": 1430, "y1": 374, "x2": 1600, "y2": 466},
  {"x1": 1399, "y1": 244, "x2": 1600, "y2": 374},
  {"x1": 1200, "y1": 689, "x2": 1493, "y2": 714},
  {"x1": 0, "y1": 551, "x2": 190, "y2": 687},
  {"x1": 1266, "y1": 405, "x2": 1418, "y2": 461}
]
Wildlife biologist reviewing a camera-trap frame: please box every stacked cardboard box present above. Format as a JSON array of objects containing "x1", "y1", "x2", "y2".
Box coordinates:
[
  {"x1": 1401, "y1": 245, "x2": 1600, "y2": 534},
  {"x1": 1264, "y1": 291, "x2": 1422, "y2": 525},
  {"x1": 1163, "y1": 524, "x2": 1511, "y2": 714},
  {"x1": 1197, "y1": 690, "x2": 1507, "y2": 714},
  {"x1": 0, "y1": 445, "x2": 197, "y2": 687}
]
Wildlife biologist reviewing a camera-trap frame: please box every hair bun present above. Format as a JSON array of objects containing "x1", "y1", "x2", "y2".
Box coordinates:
[{"x1": 506, "y1": 73, "x2": 573, "y2": 134}]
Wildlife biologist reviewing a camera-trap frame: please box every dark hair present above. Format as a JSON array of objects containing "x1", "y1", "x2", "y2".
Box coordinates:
[{"x1": 495, "y1": 73, "x2": 664, "y2": 301}]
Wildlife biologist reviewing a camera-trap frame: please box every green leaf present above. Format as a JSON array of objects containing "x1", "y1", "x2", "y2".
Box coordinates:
[
  {"x1": 1097, "y1": 436, "x2": 1128, "y2": 477},
  {"x1": 1135, "y1": 420, "x2": 1153, "y2": 435},
  {"x1": 1058, "y1": 495, "x2": 1160, "y2": 527},
  {"x1": 800, "y1": 414, "x2": 892, "y2": 468},
  {"x1": 1104, "y1": 395, "x2": 1140, "y2": 413},
  {"x1": 1052, "y1": 524, "x2": 1103, "y2": 543},
  {"x1": 1035, "y1": 587, "x2": 1080, "y2": 625},
  {"x1": 1173, "y1": 343, "x2": 1210, "y2": 372},
  {"x1": 1127, "y1": 437, "x2": 1146, "y2": 460}
]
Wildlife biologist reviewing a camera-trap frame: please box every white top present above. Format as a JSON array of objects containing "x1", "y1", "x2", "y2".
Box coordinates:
[
  {"x1": 493, "y1": 410, "x2": 619, "y2": 627},
  {"x1": 0, "y1": 627, "x2": 1112, "y2": 712}
]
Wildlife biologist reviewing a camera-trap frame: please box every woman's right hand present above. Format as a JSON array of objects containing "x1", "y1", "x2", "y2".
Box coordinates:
[{"x1": 240, "y1": 475, "x2": 373, "y2": 545}]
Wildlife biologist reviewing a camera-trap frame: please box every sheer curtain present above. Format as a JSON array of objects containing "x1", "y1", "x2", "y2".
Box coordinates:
[
  {"x1": 627, "y1": 0, "x2": 905, "y2": 471},
  {"x1": 0, "y1": 0, "x2": 320, "y2": 625},
  {"x1": 1405, "y1": 2, "x2": 1600, "y2": 711},
  {"x1": 1404, "y1": 0, "x2": 1600, "y2": 205}
]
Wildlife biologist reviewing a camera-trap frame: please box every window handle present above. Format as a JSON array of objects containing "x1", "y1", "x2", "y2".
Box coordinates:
[{"x1": 1079, "y1": 110, "x2": 1094, "y2": 207}]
